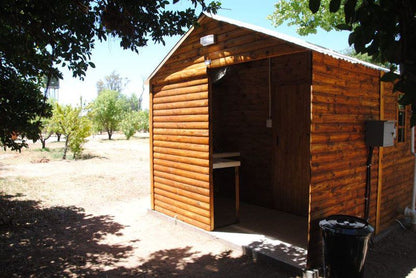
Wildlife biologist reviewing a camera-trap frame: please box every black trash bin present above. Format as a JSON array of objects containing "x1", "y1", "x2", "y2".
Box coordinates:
[{"x1": 319, "y1": 215, "x2": 374, "y2": 278}]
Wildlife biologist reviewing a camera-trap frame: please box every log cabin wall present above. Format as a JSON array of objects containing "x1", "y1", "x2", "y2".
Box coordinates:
[
  {"x1": 150, "y1": 76, "x2": 211, "y2": 231},
  {"x1": 149, "y1": 16, "x2": 308, "y2": 231},
  {"x1": 379, "y1": 81, "x2": 414, "y2": 231},
  {"x1": 308, "y1": 52, "x2": 381, "y2": 266}
]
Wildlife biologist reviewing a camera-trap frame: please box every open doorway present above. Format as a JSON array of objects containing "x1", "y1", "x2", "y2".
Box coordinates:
[{"x1": 209, "y1": 53, "x2": 311, "y2": 250}]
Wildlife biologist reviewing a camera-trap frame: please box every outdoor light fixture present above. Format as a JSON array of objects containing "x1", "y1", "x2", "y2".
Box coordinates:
[
  {"x1": 200, "y1": 34, "x2": 216, "y2": 46},
  {"x1": 204, "y1": 59, "x2": 212, "y2": 66}
]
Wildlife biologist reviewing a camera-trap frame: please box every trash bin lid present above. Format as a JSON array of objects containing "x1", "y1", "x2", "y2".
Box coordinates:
[{"x1": 319, "y1": 215, "x2": 374, "y2": 236}]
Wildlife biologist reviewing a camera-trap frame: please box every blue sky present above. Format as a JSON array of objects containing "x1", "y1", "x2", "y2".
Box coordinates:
[{"x1": 58, "y1": 0, "x2": 350, "y2": 107}]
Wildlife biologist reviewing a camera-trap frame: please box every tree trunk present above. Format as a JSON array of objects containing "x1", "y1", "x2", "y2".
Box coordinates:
[
  {"x1": 63, "y1": 136, "x2": 69, "y2": 159},
  {"x1": 108, "y1": 132, "x2": 112, "y2": 140},
  {"x1": 56, "y1": 133, "x2": 61, "y2": 142},
  {"x1": 41, "y1": 139, "x2": 46, "y2": 149}
]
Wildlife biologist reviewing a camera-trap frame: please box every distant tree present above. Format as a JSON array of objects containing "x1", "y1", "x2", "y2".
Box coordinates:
[
  {"x1": 120, "y1": 111, "x2": 139, "y2": 140},
  {"x1": 96, "y1": 71, "x2": 129, "y2": 93},
  {"x1": 68, "y1": 117, "x2": 91, "y2": 159},
  {"x1": 51, "y1": 103, "x2": 91, "y2": 159},
  {"x1": 37, "y1": 117, "x2": 54, "y2": 149},
  {"x1": 91, "y1": 90, "x2": 124, "y2": 140},
  {"x1": 127, "y1": 94, "x2": 140, "y2": 111},
  {"x1": 1, "y1": 0, "x2": 220, "y2": 150},
  {"x1": 137, "y1": 110, "x2": 149, "y2": 132}
]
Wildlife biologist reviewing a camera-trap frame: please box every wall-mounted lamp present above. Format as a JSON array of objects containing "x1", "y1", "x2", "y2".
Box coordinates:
[
  {"x1": 204, "y1": 59, "x2": 212, "y2": 66},
  {"x1": 200, "y1": 34, "x2": 216, "y2": 46}
]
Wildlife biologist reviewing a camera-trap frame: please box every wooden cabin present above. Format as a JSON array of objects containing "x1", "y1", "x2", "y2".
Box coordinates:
[{"x1": 147, "y1": 13, "x2": 415, "y2": 268}]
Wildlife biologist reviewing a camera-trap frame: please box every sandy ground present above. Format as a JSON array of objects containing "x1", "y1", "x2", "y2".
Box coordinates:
[
  {"x1": 1, "y1": 134, "x2": 416, "y2": 277},
  {"x1": 0, "y1": 134, "x2": 291, "y2": 277}
]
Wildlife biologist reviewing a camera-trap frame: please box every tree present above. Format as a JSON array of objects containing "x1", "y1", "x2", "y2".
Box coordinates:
[
  {"x1": 0, "y1": 69, "x2": 52, "y2": 151},
  {"x1": 50, "y1": 103, "x2": 91, "y2": 159},
  {"x1": 1, "y1": 1, "x2": 220, "y2": 150},
  {"x1": 68, "y1": 117, "x2": 91, "y2": 159},
  {"x1": 36, "y1": 117, "x2": 54, "y2": 149},
  {"x1": 120, "y1": 111, "x2": 139, "y2": 140},
  {"x1": 270, "y1": 0, "x2": 416, "y2": 124},
  {"x1": 268, "y1": 0, "x2": 345, "y2": 36},
  {"x1": 91, "y1": 90, "x2": 124, "y2": 140},
  {"x1": 137, "y1": 110, "x2": 150, "y2": 132},
  {"x1": 96, "y1": 71, "x2": 129, "y2": 93}
]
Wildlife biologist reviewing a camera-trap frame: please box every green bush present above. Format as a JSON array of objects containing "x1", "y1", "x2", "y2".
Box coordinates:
[{"x1": 120, "y1": 111, "x2": 139, "y2": 140}]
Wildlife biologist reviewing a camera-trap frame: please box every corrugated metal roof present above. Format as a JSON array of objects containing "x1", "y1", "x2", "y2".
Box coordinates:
[{"x1": 146, "y1": 13, "x2": 386, "y2": 83}]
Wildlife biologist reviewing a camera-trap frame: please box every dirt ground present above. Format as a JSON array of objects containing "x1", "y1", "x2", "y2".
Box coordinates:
[{"x1": 1, "y1": 134, "x2": 415, "y2": 277}]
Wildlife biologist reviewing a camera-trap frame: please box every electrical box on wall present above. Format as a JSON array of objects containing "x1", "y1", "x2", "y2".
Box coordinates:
[{"x1": 365, "y1": 120, "x2": 396, "y2": 147}]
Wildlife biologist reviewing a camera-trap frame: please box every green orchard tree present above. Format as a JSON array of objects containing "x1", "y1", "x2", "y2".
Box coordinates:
[
  {"x1": 120, "y1": 111, "x2": 139, "y2": 140},
  {"x1": 51, "y1": 103, "x2": 91, "y2": 159},
  {"x1": 91, "y1": 90, "x2": 125, "y2": 140},
  {"x1": 0, "y1": 0, "x2": 220, "y2": 150}
]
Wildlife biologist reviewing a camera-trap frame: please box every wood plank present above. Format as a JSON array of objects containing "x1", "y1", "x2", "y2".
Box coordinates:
[
  {"x1": 153, "y1": 146, "x2": 209, "y2": 160},
  {"x1": 153, "y1": 121, "x2": 209, "y2": 129},
  {"x1": 152, "y1": 107, "x2": 208, "y2": 116},
  {"x1": 152, "y1": 64, "x2": 207, "y2": 86},
  {"x1": 153, "y1": 163, "x2": 209, "y2": 182},
  {"x1": 153, "y1": 99, "x2": 209, "y2": 110},
  {"x1": 154, "y1": 198, "x2": 210, "y2": 224},
  {"x1": 153, "y1": 114, "x2": 209, "y2": 123},
  {"x1": 153, "y1": 134, "x2": 209, "y2": 145},
  {"x1": 154, "y1": 205, "x2": 211, "y2": 230},
  {"x1": 153, "y1": 128, "x2": 209, "y2": 137},
  {"x1": 154, "y1": 170, "x2": 209, "y2": 189},
  {"x1": 154, "y1": 181, "x2": 210, "y2": 203},
  {"x1": 153, "y1": 84, "x2": 208, "y2": 97},
  {"x1": 210, "y1": 44, "x2": 306, "y2": 68},
  {"x1": 154, "y1": 188, "x2": 210, "y2": 215},
  {"x1": 154, "y1": 176, "x2": 209, "y2": 196},
  {"x1": 153, "y1": 152, "x2": 209, "y2": 167},
  {"x1": 153, "y1": 78, "x2": 208, "y2": 93},
  {"x1": 376, "y1": 72, "x2": 384, "y2": 234},
  {"x1": 153, "y1": 92, "x2": 208, "y2": 104},
  {"x1": 149, "y1": 84, "x2": 155, "y2": 210},
  {"x1": 153, "y1": 140, "x2": 209, "y2": 152}
]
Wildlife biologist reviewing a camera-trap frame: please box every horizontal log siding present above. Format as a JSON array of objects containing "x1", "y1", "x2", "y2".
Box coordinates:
[
  {"x1": 379, "y1": 81, "x2": 414, "y2": 231},
  {"x1": 150, "y1": 76, "x2": 211, "y2": 230},
  {"x1": 150, "y1": 16, "x2": 309, "y2": 230},
  {"x1": 152, "y1": 18, "x2": 307, "y2": 87},
  {"x1": 308, "y1": 52, "x2": 381, "y2": 267}
]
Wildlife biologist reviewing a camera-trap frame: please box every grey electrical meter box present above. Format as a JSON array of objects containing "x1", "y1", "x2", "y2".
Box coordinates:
[{"x1": 365, "y1": 120, "x2": 395, "y2": 147}]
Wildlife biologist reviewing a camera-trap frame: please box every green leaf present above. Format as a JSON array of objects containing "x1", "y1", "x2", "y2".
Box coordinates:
[
  {"x1": 336, "y1": 24, "x2": 352, "y2": 31},
  {"x1": 89, "y1": 62, "x2": 96, "y2": 68},
  {"x1": 329, "y1": 0, "x2": 341, "y2": 13},
  {"x1": 380, "y1": 71, "x2": 399, "y2": 82},
  {"x1": 344, "y1": 0, "x2": 357, "y2": 24},
  {"x1": 309, "y1": 0, "x2": 321, "y2": 14}
]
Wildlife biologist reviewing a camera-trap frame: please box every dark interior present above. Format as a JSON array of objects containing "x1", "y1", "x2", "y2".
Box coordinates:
[{"x1": 210, "y1": 53, "x2": 311, "y2": 228}]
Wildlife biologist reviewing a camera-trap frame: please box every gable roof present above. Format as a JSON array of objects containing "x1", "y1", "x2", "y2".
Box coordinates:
[{"x1": 146, "y1": 13, "x2": 386, "y2": 84}]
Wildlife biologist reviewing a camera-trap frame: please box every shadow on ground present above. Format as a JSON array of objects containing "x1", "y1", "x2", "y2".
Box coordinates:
[
  {"x1": 0, "y1": 194, "x2": 289, "y2": 277},
  {"x1": 0, "y1": 194, "x2": 129, "y2": 277},
  {"x1": 365, "y1": 226, "x2": 416, "y2": 278}
]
